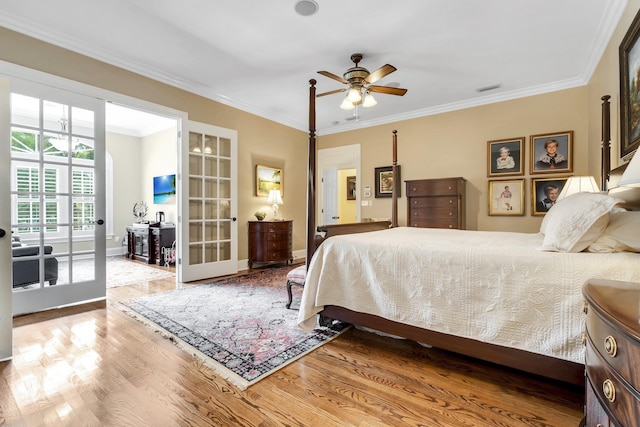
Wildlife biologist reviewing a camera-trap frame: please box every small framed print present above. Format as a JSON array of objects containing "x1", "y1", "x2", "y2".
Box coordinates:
[
  {"x1": 487, "y1": 137, "x2": 524, "y2": 177},
  {"x1": 530, "y1": 131, "x2": 573, "y2": 174},
  {"x1": 346, "y1": 176, "x2": 356, "y2": 200},
  {"x1": 255, "y1": 164, "x2": 282, "y2": 197},
  {"x1": 374, "y1": 166, "x2": 401, "y2": 198},
  {"x1": 488, "y1": 179, "x2": 525, "y2": 216},
  {"x1": 531, "y1": 177, "x2": 569, "y2": 216}
]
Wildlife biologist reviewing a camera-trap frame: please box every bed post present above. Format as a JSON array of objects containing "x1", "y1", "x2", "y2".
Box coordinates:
[
  {"x1": 601, "y1": 95, "x2": 611, "y2": 191},
  {"x1": 391, "y1": 130, "x2": 398, "y2": 228},
  {"x1": 306, "y1": 79, "x2": 317, "y2": 269}
]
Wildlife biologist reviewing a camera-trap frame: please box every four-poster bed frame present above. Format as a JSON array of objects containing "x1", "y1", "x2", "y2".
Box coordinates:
[{"x1": 305, "y1": 81, "x2": 623, "y2": 386}]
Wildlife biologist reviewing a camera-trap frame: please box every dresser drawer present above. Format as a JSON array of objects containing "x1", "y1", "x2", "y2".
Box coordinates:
[
  {"x1": 585, "y1": 340, "x2": 639, "y2": 426},
  {"x1": 409, "y1": 206, "x2": 458, "y2": 220},
  {"x1": 266, "y1": 231, "x2": 292, "y2": 242},
  {"x1": 409, "y1": 218, "x2": 459, "y2": 229},
  {"x1": 409, "y1": 197, "x2": 459, "y2": 208},
  {"x1": 406, "y1": 178, "x2": 462, "y2": 197},
  {"x1": 587, "y1": 307, "x2": 640, "y2": 390}
]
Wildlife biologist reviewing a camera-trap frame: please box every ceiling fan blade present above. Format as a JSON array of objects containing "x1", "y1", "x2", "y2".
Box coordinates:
[
  {"x1": 318, "y1": 71, "x2": 348, "y2": 84},
  {"x1": 316, "y1": 88, "x2": 347, "y2": 97},
  {"x1": 368, "y1": 85, "x2": 408, "y2": 96},
  {"x1": 364, "y1": 64, "x2": 397, "y2": 84}
]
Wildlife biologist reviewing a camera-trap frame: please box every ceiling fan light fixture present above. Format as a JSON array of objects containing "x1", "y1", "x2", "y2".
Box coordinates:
[
  {"x1": 362, "y1": 92, "x2": 377, "y2": 108},
  {"x1": 347, "y1": 87, "x2": 362, "y2": 103},
  {"x1": 340, "y1": 97, "x2": 355, "y2": 110}
]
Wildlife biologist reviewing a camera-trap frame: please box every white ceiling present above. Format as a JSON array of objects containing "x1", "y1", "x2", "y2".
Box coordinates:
[{"x1": 0, "y1": 0, "x2": 627, "y2": 136}]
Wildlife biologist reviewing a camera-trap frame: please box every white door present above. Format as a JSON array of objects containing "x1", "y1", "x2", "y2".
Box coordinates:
[
  {"x1": 322, "y1": 166, "x2": 339, "y2": 225},
  {"x1": 178, "y1": 121, "x2": 238, "y2": 282},
  {"x1": 0, "y1": 76, "x2": 12, "y2": 360},
  {"x1": 9, "y1": 79, "x2": 106, "y2": 315},
  {"x1": 317, "y1": 145, "x2": 362, "y2": 225}
]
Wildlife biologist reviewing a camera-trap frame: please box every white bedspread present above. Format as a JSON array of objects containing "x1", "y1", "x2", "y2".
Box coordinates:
[{"x1": 298, "y1": 227, "x2": 640, "y2": 363}]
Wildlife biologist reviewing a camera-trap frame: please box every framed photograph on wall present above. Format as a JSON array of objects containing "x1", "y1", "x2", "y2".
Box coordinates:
[
  {"x1": 487, "y1": 137, "x2": 524, "y2": 177},
  {"x1": 346, "y1": 176, "x2": 356, "y2": 200},
  {"x1": 374, "y1": 166, "x2": 401, "y2": 198},
  {"x1": 488, "y1": 179, "x2": 525, "y2": 216},
  {"x1": 530, "y1": 131, "x2": 573, "y2": 174},
  {"x1": 620, "y1": 8, "x2": 640, "y2": 158},
  {"x1": 531, "y1": 177, "x2": 569, "y2": 216},
  {"x1": 153, "y1": 174, "x2": 177, "y2": 204},
  {"x1": 255, "y1": 164, "x2": 282, "y2": 197}
]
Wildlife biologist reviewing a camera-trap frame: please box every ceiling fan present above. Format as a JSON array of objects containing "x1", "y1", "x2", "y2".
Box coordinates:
[{"x1": 317, "y1": 53, "x2": 408, "y2": 110}]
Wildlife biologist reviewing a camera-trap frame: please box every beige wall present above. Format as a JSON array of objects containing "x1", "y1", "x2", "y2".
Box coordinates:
[
  {"x1": 318, "y1": 88, "x2": 589, "y2": 232},
  {"x1": 0, "y1": 27, "x2": 308, "y2": 261},
  {"x1": 2, "y1": 0, "x2": 639, "y2": 255},
  {"x1": 106, "y1": 132, "x2": 142, "y2": 252}
]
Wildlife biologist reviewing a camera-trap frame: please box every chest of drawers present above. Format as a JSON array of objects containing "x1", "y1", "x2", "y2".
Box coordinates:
[
  {"x1": 582, "y1": 279, "x2": 640, "y2": 427},
  {"x1": 248, "y1": 220, "x2": 293, "y2": 268},
  {"x1": 405, "y1": 177, "x2": 466, "y2": 229}
]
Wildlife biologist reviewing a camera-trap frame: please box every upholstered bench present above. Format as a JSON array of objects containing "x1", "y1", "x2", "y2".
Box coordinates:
[{"x1": 286, "y1": 265, "x2": 306, "y2": 309}]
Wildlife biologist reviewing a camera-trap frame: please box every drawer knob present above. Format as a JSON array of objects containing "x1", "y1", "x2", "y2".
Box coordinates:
[
  {"x1": 602, "y1": 379, "x2": 616, "y2": 402},
  {"x1": 449, "y1": 212, "x2": 452, "y2": 216},
  {"x1": 604, "y1": 335, "x2": 617, "y2": 357},
  {"x1": 412, "y1": 187, "x2": 417, "y2": 191},
  {"x1": 449, "y1": 199, "x2": 452, "y2": 204},
  {"x1": 448, "y1": 225, "x2": 453, "y2": 228}
]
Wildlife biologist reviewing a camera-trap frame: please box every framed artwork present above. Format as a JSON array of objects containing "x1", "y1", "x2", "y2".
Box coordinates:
[
  {"x1": 530, "y1": 131, "x2": 573, "y2": 174},
  {"x1": 255, "y1": 164, "x2": 282, "y2": 197},
  {"x1": 374, "y1": 166, "x2": 401, "y2": 198},
  {"x1": 531, "y1": 177, "x2": 569, "y2": 216},
  {"x1": 620, "y1": 8, "x2": 640, "y2": 158},
  {"x1": 346, "y1": 176, "x2": 356, "y2": 200},
  {"x1": 487, "y1": 137, "x2": 524, "y2": 177},
  {"x1": 153, "y1": 174, "x2": 177, "y2": 204},
  {"x1": 488, "y1": 179, "x2": 525, "y2": 216}
]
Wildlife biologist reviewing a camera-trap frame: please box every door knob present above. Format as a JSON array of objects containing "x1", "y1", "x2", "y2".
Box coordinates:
[{"x1": 0, "y1": 229, "x2": 5, "y2": 238}]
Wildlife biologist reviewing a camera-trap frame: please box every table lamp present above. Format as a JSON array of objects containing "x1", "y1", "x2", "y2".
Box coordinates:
[
  {"x1": 557, "y1": 176, "x2": 600, "y2": 200},
  {"x1": 267, "y1": 189, "x2": 283, "y2": 219}
]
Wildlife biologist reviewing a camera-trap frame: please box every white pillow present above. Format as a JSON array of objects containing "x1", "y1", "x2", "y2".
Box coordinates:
[
  {"x1": 586, "y1": 211, "x2": 640, "y2": 253},
  {"x1": 540, "y1": 192, "x2": 624, "y2": 253}
]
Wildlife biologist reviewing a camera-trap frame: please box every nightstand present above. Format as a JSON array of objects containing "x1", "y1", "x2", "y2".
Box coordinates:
[
  {"x1": 248, "y1": 220, "x2": 293, "y2": 268},
  {"x1": 582, "y1": 279, "x2": 640, "y2": 426}
]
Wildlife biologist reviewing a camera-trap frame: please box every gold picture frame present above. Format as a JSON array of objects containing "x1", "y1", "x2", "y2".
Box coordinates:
[
  {"x1": 255, "y1": 164, "x2": 282, "y2": 197},
  {"x1": 488, "y1": 179, "x2": 525, "y2": 216},
  {"x1": 487, "y1": 137, "x2": 525, "y2": 177},
  {"x1": 531, "y1": 177, "x2": 569, "y2": 216}
]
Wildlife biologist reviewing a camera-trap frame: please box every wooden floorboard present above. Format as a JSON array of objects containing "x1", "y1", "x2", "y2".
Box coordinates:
[{"x1": 1, "y1": 266, "x2": 584, "y2": 426}]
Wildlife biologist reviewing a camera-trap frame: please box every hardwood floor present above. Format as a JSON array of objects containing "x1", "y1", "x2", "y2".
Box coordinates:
[{"x1": 1, "y1": 268, "x2": 584, "y2": 426}]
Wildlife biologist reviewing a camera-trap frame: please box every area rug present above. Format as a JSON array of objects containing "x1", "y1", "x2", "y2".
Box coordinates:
[
  {"x1": 120, "y1": 266, "x2": 349, "y2": 390},
  {"x1": 106, "y1": 256, "x2": 174, "y2": 288}
]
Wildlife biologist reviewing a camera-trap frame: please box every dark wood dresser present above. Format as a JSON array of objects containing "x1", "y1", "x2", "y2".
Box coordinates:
[
  {"x1": 582, "y1": 279, "x2": 640, "y2": 427},
  {"x1": 248, "y1": 220, "x2": 293, "y2": 268},
  {"x1": 405, "y1": 177, "x2": 466, "y2": 229},
  {"x1": 126, "y1": 224, "x2": 175, "y2": 264}
]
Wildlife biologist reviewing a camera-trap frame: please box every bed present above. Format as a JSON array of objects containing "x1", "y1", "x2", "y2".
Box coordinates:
[{"x1": 298, "y1": 87, "x2": 640, "y2": 385}]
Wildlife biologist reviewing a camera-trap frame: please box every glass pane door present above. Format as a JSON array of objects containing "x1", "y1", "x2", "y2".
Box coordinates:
[
  {"x1": 179, "y1": 121, "x2": 237, "y2": 282},
  {"x1": 9, "y1": 80, "x2": 105, "y2": 315}
]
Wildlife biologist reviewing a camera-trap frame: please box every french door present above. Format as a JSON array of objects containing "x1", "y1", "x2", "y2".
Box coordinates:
[
  {"x1": 178, "y1": 121, "x2": 238, "y2": 282},
  {"x1": 8, "y1": 79, "x2": 106, "y2": 316},
  {"x1": 0, "y1": 76, "x2": 12, "y2": 360}
]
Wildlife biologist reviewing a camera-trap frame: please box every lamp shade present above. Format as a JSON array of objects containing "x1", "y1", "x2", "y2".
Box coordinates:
[
  {"x1": 618, "y1": 152, "x2": 640, "y2": 187},
  {"x1": 557, "y1": 176, "x2": 600, "y2": 200},
  {"x1": 267, "y1": 189, "x2": 283, "y2": 205}
]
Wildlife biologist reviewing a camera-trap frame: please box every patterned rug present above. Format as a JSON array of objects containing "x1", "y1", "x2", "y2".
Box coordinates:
[
  {"x1": 106, "y1": 256, "x2": 174, "y2": 288},
  {"x1": 120, "y1": 266, "x2": 349, "y2": 390}
]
